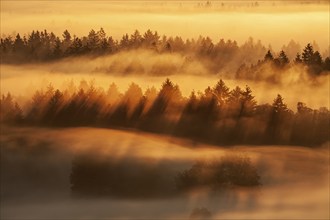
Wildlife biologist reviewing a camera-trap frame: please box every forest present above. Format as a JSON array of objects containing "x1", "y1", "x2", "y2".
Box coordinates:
[
  {"x1": 1, "y1": 29, "x2": 329, "y2": 147},
  {"x1": 1, "y1": 29, "x2": 329, "y2": 79},
  {"x1": 1, "y1": 78, "x2": 328, "y2": 147},
  {"x1": 1, "y1": 1, "x2": 329, "y2": 219}
]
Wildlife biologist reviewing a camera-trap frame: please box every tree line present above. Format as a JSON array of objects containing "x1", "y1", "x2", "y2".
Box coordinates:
[
  {"x1": 237, "y1": 44, "x2": 330, "y2": 79},
  {"x1": 1, "y1": 79, "x2": 328, "y2": 147},
  {"x1": 1, "y1": 29, "x2": 329, "y2": 76}
]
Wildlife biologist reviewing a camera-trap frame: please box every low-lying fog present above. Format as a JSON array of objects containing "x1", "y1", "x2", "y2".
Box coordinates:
[
  {"x1": 1, "y1": 127, "x2": 329, "y2": 219},
  {"x1": 1, "y1": 55, "x2": 329, "y2": 110}
]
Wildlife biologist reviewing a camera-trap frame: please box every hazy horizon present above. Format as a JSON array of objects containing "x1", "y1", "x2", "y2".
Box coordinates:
[
  {"x1": 1, "y1": 1, "x2": 329, "y2": 219},
  {"x1": 1, "y1": 1, "x2": 329, "y2": 51}
]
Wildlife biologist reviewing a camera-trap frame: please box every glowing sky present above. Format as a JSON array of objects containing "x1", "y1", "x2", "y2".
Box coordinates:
[{"x1": 1, "y1": 1, "x2": 329, "y2": 51}]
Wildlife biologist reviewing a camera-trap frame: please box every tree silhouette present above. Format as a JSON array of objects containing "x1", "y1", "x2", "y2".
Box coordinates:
[
  {"x1": 120, "y1": 34, "x2": 130, "y2": 49},
  {"x1": 272, "y1": 94, "x2": 288, "y2": 113},
  {"x1": 62, "y1": 30, "x2": 71, "y2": 43},
  {"x1": 240, "y1": 85, "x2": 257, "y2": 116},
  {"x1": 108, "y1": 36, "x2": 118, "y2": 53},
  {"x1": 143, "y1": 29, "x2": 160, "y2": 49},
  {"x1": 294, "y1": 53, "x2": 303, "y2": 63},
  {"x1": 86, "y1": 29, "x2": 100, "y2": 52},
  {"x1": 311, "y1": 51, "x2": 322, "y2": 65},
  {"x1": 1, "y1": 29, "x2": 329, "y2": 76},
  {"x1": 52, "y1": 37, "x2": 62, "y2": 58},
  {"x1": 227, "y1": 86, "x2": 243, "y2": 117},
  {"x1": 97, "y1": 28, "x2": 106, "y2": 42},
  {"x1": 67, "y1": 37, "x2": 83, "y2": 55},
  {"x1": 122, "y1": 82, "x2": 143, "y2": 117},
  {"x1": 13, "y1": 34, "x2": 25, "y2": 53},
  {"x1": 142, "y1": 78, "x2": 182, "y2": 132},
  {"x1": 130, "y1": 30, "x2": 143, "y2": 48},
  {"x1": 0, "y1": 93, "x2": 23, "y2": 124},
  {"x1": 324, "y1": 57, "x2": 330, "y2": 71},
  {"x1": 264, "y1": 50, "x2": 274, "y2": 61},
  {"x1": 276, "y1": 50, "x2": 289, "y2": 67},
  {"x1": 61, "y1": 30, "x2": 72, "y2": 53},
  {"x1": 2, "y1": 79, "x2": 329, "y2": 146},
  {"x1": 143, "y1": 87, "x2": 158, "y2": 114},
  {"x1": 266, "y1": 94, "x2": 293, "y2": 144},
  {"x1": 213, "y1": 79, "x2": 230, "y2": 107},
  {"x1": 42, "y1": 89, "x2": 64, "y2": 125},
  {"x1": 302, "y1": 43, "x2": 314, "y2": 65}
]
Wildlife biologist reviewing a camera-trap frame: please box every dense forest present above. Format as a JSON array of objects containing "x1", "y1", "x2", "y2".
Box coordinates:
[
  {"x1": 1, "y1": 79, "x2": 328, "y2": 147},
  {"x1": 1, "y1": 29, "x2": 329, "y2": 146},
  {"x1": 1, "y1": 29, "x2": 329, "y2": 78}
]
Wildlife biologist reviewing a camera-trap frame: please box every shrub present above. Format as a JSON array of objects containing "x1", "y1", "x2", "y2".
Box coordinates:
[{"x1": 176, "y1": 155, "x2": 261, "y2": 191}]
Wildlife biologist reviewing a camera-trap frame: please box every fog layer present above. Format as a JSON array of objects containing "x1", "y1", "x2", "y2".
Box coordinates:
[
  {"x1": 1, "y1": 59, "x2": 329, "y2": 110},
  {"x1": 1, "y1": 127, "x2": 329, "y2": 219}
]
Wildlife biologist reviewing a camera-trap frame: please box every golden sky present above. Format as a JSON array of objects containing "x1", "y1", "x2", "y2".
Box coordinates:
[{"x1": 1, "y1": 1, "x2": 329, "y2": 51}]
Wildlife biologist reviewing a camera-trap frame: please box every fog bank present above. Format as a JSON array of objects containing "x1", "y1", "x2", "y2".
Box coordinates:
[
  {"x1": 1, "y1": 59, "x2": 329, "y2": 110},
  {"x1": 1, "y1": 127, "x2": 329, "y2": 219}
]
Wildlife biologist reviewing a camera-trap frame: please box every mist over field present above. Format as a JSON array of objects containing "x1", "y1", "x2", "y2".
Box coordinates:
[
  {"x1": 1, "y1": 53, "x2": 329, "y2": 110},
  {"x1": 1, "y1": 127, "x2": 329, "y2": 219},
  {"x1": 1, "y1": 0, "x2": 329, "y2": 219}
]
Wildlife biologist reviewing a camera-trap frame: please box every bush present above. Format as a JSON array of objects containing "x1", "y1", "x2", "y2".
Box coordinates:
[{"x1": 176, "y1": 155, "x2": 261, "y2": 191}]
